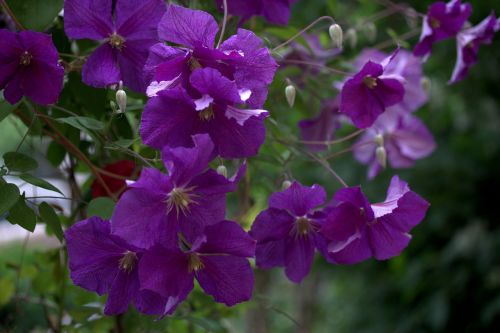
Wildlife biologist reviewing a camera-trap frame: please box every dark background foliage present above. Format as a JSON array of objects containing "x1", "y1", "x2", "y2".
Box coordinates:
[{"x1": 1, "y1": 0, "x2": 500, "y2": 332}]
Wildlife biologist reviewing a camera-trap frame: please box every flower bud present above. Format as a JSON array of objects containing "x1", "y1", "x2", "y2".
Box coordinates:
[
  {"x1": 329, "y1": 24, "x2": 343, "y2": 49},
  {"x1": 363, "y1": 22, "x2": 377, "y2": 42},
  {"x1": 285, "y1": 85, "x2": 296, "y2": 107},
  {"x1": 116, "y1": 89, "x2": 127, "y2": 113},
  {"x1": 282, "y1": 180, "x2": 292, "y2": 190},
  {"x1": 374, "y1": 134, "x2": 384, "y2": 147},
  {"x1": 376, "y1": 146, "x2": 387, "y2": 169},
  {"x1": 216, "y1": 165, "x2": 228, "y2": 178},
  {"x1": 345, "y1": 28, "x2": 358, "y2": 49}
]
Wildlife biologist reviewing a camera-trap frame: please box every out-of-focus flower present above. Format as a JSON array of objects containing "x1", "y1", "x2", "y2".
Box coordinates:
[
  {"x1": 91, "y1": 160, "x2": 137, "y2": 199},
  {"x1": 216, "y1": 0, "x2": 297, "y2": 25},
  {"x1": 298, "y1": 99, "x2": 342, "y2": 151},
  {"x1": 0, "y1": 29, "x2": 64, "y2": 105}
]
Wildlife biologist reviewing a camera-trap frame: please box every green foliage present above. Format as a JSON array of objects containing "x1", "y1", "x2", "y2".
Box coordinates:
[
  {"x1": 3, "y1": 152, "x2": 38, "y2": 173},
  {"x1": 19, "y1": 173, "x2": 63, "y2": 195},
  {"x1": 5, "y1": 0, "x2": 63, "y2": 31},
  {"x1": 0, "y1": 183, "x2": 20, "y2": 216},
  {"x1": 6, "y1": 196, "x2": 37, "y2": 232},
  {"x1": 87, "y1": 197, "x2": 116, "y2": 220},
  {"x1": 38, "y1": 202, "x2": 64, "y2": 242}
]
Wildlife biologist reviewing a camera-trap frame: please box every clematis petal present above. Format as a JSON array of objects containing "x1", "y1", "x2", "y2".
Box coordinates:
[
  {"x1": 104, "y1": 269, "x2": 139, "y2": 315},
  {"x1": 197, "y1": 256, "x2": 254, "y2": 306},
  {"x1": 82, "y1": 44, "x2": 120, "y2": 88},
  {"x1": 333, "y1": 186, "x2": 374, "y2": 221},
  {"x1": 158, "y1": 4, "x2": 219, "y2": 48},
  {"x1": 115, "y1": 0, "x2": 166, "y2": 40},
  {"x1": 190, "y1": 68, "x2": 242, "y2": 104},
  {"x1": 250, "y1": 208, "x2": 294, "y2": 242},
  {"x1": 255, "y1": 240, "x2": 286, "y2": 268},
  {"x1": 367, "y1": 219, "x2": 412, "y2": 260},
  {"x1": 198, "y1": 221, "x2": 256, "y2": 257},
  {"x1": 63, "y1": 0, "x2": 113, "y2": 40},
  {"x1": 225, "y1": 106, "x2": 268, "y2": 126},
  {"x1": 284, "y1": 236, "x2": 315, "y2": 283},
  {"x1": 269, "y1": 182, "x2": 326, "y2": 217}
]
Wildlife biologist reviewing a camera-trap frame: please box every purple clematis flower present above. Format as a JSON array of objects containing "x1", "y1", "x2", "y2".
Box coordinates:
[
  {"x1": 414, "y1": 0, "x2": 472, "y2": 59},
  {"x1": 140, "y1": 221, "x2": 256, "y2": 313},
  {"x1": 340, "y1": 50, "x2": 405, "y2": 129},
  {"x1": 63, "y1": 0, "x2": 166, "y2": 92},
  {"x1": 250, "y1": 182, "x2": 329, "y2": 283},
  {"x1": 144, "y1": 4, "x2": 277, "y2": 109},
  {"x1": 140, "y1": 68, "x2": 268, "y2": 158},
  {"x1": 111, "y1": 134, "x2": 244, "y2": 249},
  {"x1": 65, "y1": 217, "x2": 167, "y2": 315},
  {"x1": 321, "y1": 176, "x2": 429, "y2": 264},
  {"x1": 450, "y1": 13, "x2": 500, "y2": 83},
  {"x1": 0, "y1": 29, "x2": 64, "y2": 105},
  {"x1": 299, "y1": 99, "x2": 342, "y2": 152},
  {"x1": 216, "y1": 0, "x2": 298, "y2": 25},
  {"x1": 354, "y1": 109, "x2": 436, "y2": 179},
  {"x1": 351, "y1": 49, "x2": 429, "y2": 113}
]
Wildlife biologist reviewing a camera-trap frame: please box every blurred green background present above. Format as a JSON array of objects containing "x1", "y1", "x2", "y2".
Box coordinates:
[{"x1": 1, "y1": 0, "x2": 500, "y2": 332}]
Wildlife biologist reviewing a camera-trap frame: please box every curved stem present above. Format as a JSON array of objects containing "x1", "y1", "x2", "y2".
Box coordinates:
[
  {"x1": 297, "y1": 129, "x2": 365, "y2": 146},
  {"x1": 0, "y1": 0, "x2": 25, "y2": 30},
  {"x1": 281, "y1": 59, "x2": 352, "y2": 75},
  {"x1": 216, "y1": 0, "x2": 228, "y2": 49},
  {"x1": 272, "y1": 16, "x2": 336, "y2": 53},
  {"x1": 305, "y1": 151, "x2": 348, "y2": 188}
]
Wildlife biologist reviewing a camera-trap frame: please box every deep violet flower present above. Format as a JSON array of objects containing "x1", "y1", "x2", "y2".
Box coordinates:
[
  {"x1": 0, "y1": 29, "x2": 64, "y2": 105},
  {"x1": 321, "y1": 176, "x2": 429, "y2": 264},
  {"x1": 144, "y1": 4, "x2": 277, "y2": 109},
  {"x1": 65, "y1": 216, "x2": 167, "y2": 315},
  {"x1": 414, "y1": 0, "x2": 472, "y2": 59},
  {"x1": 354, "y1": 109, "x2": 436, "y2": 179},
  {"x1": 250, "y1": 182, "x2": 329, "y2": 283},
  {"x1": 140, "y1": 68, "x2": 268, "y2": 158},
  {"x1": 351, "y1": 49, "x2": 429, "y2": 114},
  {"x1": 63, "y1": 0, "x2": 166, "y2": 92},
  {"x1": 91, "y1": 160, "x2": 137, "y2": 198},
  {"x1": 450, "y1": 13, "x2": 500, "y2": 83},
  {"x1": 111, "y1": 134, "x2": 245, "y2": 249},
  {"x1": 298, "y1": 99, "x2": 342, "y2": 151},
  {"x1": 340, "y1": 50, "x2": 405, "y2": 129},
  {"x1": 140, "y1": 221, "x2": 256, "y2": 313},
  {"x1": 216, "y1": 0, "x2": 298, "y2": 25}
]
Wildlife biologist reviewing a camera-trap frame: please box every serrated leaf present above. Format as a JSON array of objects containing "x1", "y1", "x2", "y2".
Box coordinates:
[
  {"x1": 5, "y1": 0, "x2": 63, "y2": 31},
  {"x1": 0, "y1": 183, "x2": 20, "y2": 216},
  {"x1": 57, "y1": 116, "x2": 105, "y2": 131},
  {"x1": 19, "y1": 174, "x2": 63, "y2": 195},
  {"x1": 39, "y1": 202, "x2": 64, "y2": 242},
  {"x1": 7, "y1": 197, "x2": 37, "y2": 232},
  {"x1": 87, "y1": 197, "x2": 116, "y2": 220},
  {"x1": 3, "y1": 152, "x2": 38, "y2": 172}
]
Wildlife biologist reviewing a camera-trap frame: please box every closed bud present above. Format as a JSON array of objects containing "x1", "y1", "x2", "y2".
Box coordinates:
[
  {"x1": 116, "y1": 89, "x2": 127, "y2": 113},
  {"x1": 376, "y1": 146, "x2": 387, "y2": 169},
  {"x1": 345, "y1": 28, "x2": 358, "y2": 49},
  {"x1": 363, "y1": 22, "x2": 377, "y2": 42},
  {"x1": 421, "y1": 77, "x2": 431, "y2": 93},
  {"x1": 329, "y1": 24, "x2": 343, "y2": 49},
  {"x1": 216, "y1": 165, "x2": 228, "y2": 178},
  {"x1": 285, "y1": 85, "x2": 296, "y2": 107},
  {"x1": 374, "y1": 134, "x2": 384, "y2": 147},
  {"x1": 282, "y1": 180, "x2": 292, "y2": 190}
]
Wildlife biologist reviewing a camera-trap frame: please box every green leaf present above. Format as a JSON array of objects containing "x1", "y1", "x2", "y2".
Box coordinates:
[
  {"x1": 87, "y1": 197, "x2": 116, "y2": 220},
  {"x1": 112, "y1": 139, "x2": 137, "y2": 149},
  {"x1": 0, "y1": 92, "x2": 17, "y2": 123},
  {"x1": 57, "y1": 116, "x2": 105, "y2": 131},
  {"x1": 3, "y1": 152, "x2": 38, "y2": 172},
  {"x1": 47, "y1": 141, "x2": 67, "y2": 167},
  {"x1": 39, "y1": 202, "x2": 64, "y2": 242},
  {"x1": 0, "y1": 277, "x2": 15, "y2": 306},
  {"x1": 19, "y1": 173, "x2": 63, "y2": 195},
  {"x1": 5, "y1": 0, "x2": 63, "y2": 31},
  {"x1": 7, "y1": 197, "x2": 37, "y2": 232},
  {"x1": 0, "y1": 183, "x2": 20, "y2": 216}
]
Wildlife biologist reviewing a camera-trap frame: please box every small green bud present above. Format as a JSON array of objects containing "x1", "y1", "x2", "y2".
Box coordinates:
[
  {"x1": 216, "y1": 165, "x2": 228, "y2": 178},
  {"x1": 282, "y1": 180, "x2": 292, "y2": 190},
  {"x1": 285, "y1": 85, "x2": 296, "y2": 107},
  {"x1": 376, "y1": 146, "x2": 387, "y2": 169},
  {"x1": 329, "y1": 24, "x2": 343, "y2": 49}
]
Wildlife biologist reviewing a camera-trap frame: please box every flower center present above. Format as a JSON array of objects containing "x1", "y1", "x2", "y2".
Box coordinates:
[
  {"x1": 363, "y1": 75, "x2": 378, "y2": 89},
  {"x1": 188, "y1": 253, "x2": 204, "y2": 273},
  {"x1": 118, "y1": 251, "x2": 138, "y2": 273},
  {"x1": 198, "y1": 106, "x2": 215, "y2": 121},
  {"x1": 19, "y1": 51, "x2": 32, "y2": 66},
  {"x1": 292, "y1": 217, "x2": 317, "y2": 239},
  {"x1": 189, "y1": 57, "x2": 202, "y2": 70},
  {"x1": 109, "y1": 33, "x2": 126, "y2": 50},
  {"x1": 429, "y1": 17, "x2": 441, "y2": 29},
  {"x1": 166, "y1": 186, "x2": 199, "y2": 217}
]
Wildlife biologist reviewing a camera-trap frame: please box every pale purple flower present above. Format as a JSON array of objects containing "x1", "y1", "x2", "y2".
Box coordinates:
[
  {"x1": 450, "y1": 12, "x2": 500, "y2": 83},
  {"x1": 0, "y1": 29, "x2": 64, "y2": 105},
  {"x1": 414, "y1": 0, "x2": 472, "y2": 58},
  {"x1": 145, "y1": 4, "x2": 277, "y2": 108},
  {"x1": 63, "y1": 0, "x2": 166, "y2": 92},
  {"x1": 111, "y1": 134, "x2": 245, "y2": 249},
  {"x1": 140, "y1": 68, "x2": 268, "y2": 158},
  {"x1": 340, "y1": 50, "x2": 405, "y2": 128},
  {"x1": 250, "y1": 182, "x2": 329, "y2": 283},
  {"x1": 140, "y1": 221, "x2": 256, "y2": 313},
  {"x1": 298, "y1": 99, "x2": 342, "y2": 151},
  {"x1": 216, "y1": 0, "x2": 297, "y2": 25},
  {"x1": 65, "y1": 217, "x2": 167, "y2": 315},
  {"x1": 354, "y1": 109, "x2": 436, "y2": 179},
  {"x1": 321, "y1": 176, "x2": 429, "y2": 264}
]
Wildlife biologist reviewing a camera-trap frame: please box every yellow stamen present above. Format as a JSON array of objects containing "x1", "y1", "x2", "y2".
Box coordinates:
[
  {"x1": 363, "y1": 75, "x2": 378, "y2": 89},
  {"x1": 109, "y1": 33, "x2": 126, "y2": 51},
  {"x1": 19, "y1": 51, "x2": 32, "y2": 66},
  {"x1": 118, "y1": 251, "x2": 138, "y2": 273}
]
